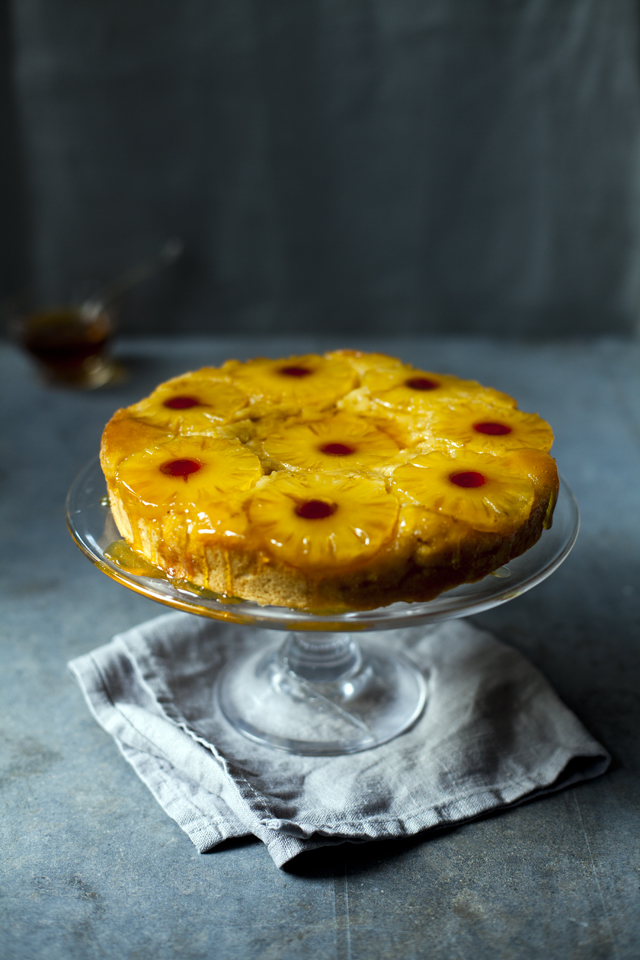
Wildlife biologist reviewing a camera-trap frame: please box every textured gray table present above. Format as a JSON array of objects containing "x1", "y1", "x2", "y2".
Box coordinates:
[{"x1": 1, "y1": 337, "x2": 638, "y2": 960}]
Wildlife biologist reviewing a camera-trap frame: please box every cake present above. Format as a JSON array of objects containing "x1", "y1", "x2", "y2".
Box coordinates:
[{"x1": 100, "y1": 351, "x2": 559, "y2": 612}]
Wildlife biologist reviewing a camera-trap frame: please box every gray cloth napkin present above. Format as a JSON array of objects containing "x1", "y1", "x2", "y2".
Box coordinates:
[{"x1": 68, "y1": 612, "x2": 609, "y2": 868}]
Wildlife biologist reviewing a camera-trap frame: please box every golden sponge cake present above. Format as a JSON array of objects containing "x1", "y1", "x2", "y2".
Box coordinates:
[{"x1": 100, "y1": 350, "x2": 558, "y2": 612}]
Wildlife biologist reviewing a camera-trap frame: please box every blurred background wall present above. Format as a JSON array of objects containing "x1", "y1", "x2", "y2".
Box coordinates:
[{"x1": 2, "y1": 0, "x2": 640, "y2": 337}]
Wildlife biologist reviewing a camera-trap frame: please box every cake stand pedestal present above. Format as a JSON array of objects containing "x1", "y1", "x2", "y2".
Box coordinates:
[
  {"x1": 67, "y1": 457, "x2": 579, "y2": 756},
  {"x1": 216, "y1": 629, "x2": 427, "y2": 754}
]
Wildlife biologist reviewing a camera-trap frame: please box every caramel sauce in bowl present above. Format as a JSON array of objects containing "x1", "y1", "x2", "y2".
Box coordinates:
[{"x1": 15, "y1": 305, "x2": 118, "y2": 388}]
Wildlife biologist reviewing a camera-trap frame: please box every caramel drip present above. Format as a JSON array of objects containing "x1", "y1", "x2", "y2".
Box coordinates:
[{"x1": 222, "y1": 550, "x2": 234, "y2": 595}]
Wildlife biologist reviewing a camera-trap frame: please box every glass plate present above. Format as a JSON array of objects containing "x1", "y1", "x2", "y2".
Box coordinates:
[{"x1": 67, "y1": 456, "x2": 579, "y2": 633}]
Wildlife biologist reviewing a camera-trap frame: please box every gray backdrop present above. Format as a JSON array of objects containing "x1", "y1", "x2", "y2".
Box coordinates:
[{"x1": 3, "y1": 0, "x2": 640, "y2": 337}]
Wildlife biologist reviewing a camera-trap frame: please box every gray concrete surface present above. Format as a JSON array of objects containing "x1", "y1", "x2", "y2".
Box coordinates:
[{"x1": 1, "y1": 336, "x2": 639, "y2": 959}]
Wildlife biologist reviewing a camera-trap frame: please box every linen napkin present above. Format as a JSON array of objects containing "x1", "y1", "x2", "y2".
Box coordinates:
[{"x1": 69, "y1": 612, "x2": 609, "y2": 868}]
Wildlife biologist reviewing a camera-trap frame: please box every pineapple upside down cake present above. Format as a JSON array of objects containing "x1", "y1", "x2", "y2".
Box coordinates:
[{"x1": 100, "y1": 351, "x2": 559, "y2": 612}]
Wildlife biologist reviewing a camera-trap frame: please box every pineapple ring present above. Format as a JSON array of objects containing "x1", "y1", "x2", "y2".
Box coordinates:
[
  {"x1": 128, "y1": 375, "x2": 249, "y2": 434},
  {"x1": 220, "y1": 354, "x2": 357, "y2": 409},
  {"x1": 362, "y1": 364, "x2": 517, "y2": 413},
  {"x1": 116, "y1": 435, "x2": 262, "y2": 511},
  {"x1": 100, "y1": 412, "x2": 172, "y2": 481},
  {"x1": 247, "y1": 473, "x2": 399, "y2": 570},
  {"x1": 424, "y1": 402, "x2": 554, "y2": 454},
  {"x1": 262, "y1": 412, "x2": 400, "y2": 473},
  {"x1": 324, "y1": 349, "x2": 405, "y2": 379},
  {"x1": 391, "y1": 450, "x2": 536, "y2": 532}
]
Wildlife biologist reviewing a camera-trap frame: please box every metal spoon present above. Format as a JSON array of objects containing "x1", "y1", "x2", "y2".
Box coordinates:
[{"x1": 80, "y1": 237, "x2": 184, "y2": 319}]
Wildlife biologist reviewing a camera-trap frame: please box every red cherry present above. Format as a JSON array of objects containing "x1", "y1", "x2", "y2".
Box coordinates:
[
  {"x1": 295, "y1": 500, "x2": 337, "y2": 520},
  {"x1": 320, "y1": 442, "x2": 355, "y2": 456},
  {"x1": 159, "y1": 458, "x2": 202, "y2": 479},
  {"x1": 473, "y1": 421, "x2": 512, "y2": 436},
  {"x1": 279, "y1": 365, "x2": 312, "y2": 377},
  {"x1": 450, "y1": 470, "x2": 486, "y2": 488},
  {"x1": 163, "y1": 396, "x2": 200, "y2": 409},
  {"x1": 405, "y1": 376, "x2": 439, "y2": 391}
]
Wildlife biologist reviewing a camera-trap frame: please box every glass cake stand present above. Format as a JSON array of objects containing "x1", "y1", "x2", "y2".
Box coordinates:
[{"x1": 67, "y1": 456, "x2": 579, "y2": 755}]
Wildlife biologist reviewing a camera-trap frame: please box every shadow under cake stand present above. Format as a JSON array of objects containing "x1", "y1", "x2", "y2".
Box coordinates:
[{"x1": 67, "y1": 457, "x2": 579, "y2": 756}]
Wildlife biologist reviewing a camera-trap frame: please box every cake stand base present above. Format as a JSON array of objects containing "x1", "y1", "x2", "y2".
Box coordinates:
[{"x1": 215, "y1": 631, "x2": 428, "y2": 755}]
